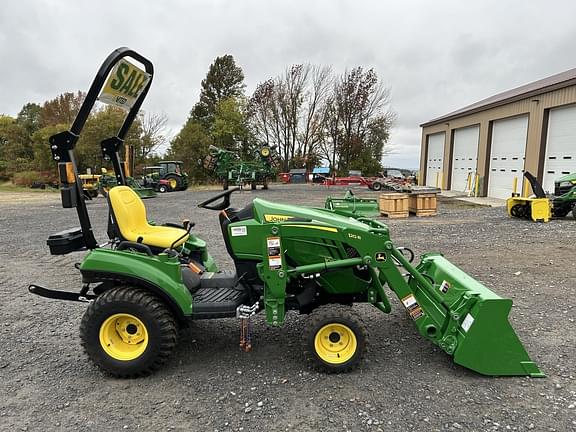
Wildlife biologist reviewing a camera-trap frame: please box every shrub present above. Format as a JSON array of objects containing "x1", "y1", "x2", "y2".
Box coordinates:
[{"x1": 12, "y1": 170, "x2": 57, "y2": 187}]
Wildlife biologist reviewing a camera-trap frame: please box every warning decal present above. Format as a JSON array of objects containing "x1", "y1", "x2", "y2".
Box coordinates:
[
  {"x1": 267, "y1": 237, "x2": 282, "y2": 270},
  {"x1": 401, "y1": 294, "x2": 424, "y2": 320},
  {"x1": 439, "y1": 280, "x2": 450, "y2": 294},
  {"x1": 461, "y1": 313, "x2": 475, "y2": 332}
]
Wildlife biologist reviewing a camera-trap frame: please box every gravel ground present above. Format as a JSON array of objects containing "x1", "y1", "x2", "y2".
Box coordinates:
[{"x1": 0, "y1": 184, "x2": 575, "y2": 432}]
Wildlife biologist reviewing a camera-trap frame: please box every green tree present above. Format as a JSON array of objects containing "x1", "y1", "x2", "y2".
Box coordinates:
[
  {"x1": 0, "y1": 115, "x2": 33, "y2": 176},
  {"x1": 75, "y1": 106, "x2": 142, "y2": 172},
  {"x1": 168, "y1": 119, "x2": 212, "y2": 182},
  {"x1": 32, "y1": 124, "x2": 69, "y2": 171},
  {"x1": 212, "y1": 97, "x2": 253, "y2": 156},
  {"x1": 16, "y1": 103, "x2": 43, "y2": 135},
  {"x1": 191, "y1": 55, "x2": 245, "y2": 126}
]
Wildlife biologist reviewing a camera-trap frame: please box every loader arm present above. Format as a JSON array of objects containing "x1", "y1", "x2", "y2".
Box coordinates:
[{"x1": 357, "y1": 218, "x2": 544, "y2": 377}]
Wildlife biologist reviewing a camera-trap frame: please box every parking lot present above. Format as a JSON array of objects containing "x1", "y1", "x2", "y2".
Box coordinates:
[{"x1": 0, "y1": 184, "x2": 574, "y2": 431}]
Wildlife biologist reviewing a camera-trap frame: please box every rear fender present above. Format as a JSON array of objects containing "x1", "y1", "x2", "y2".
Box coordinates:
[{"x1": 79, "y1": 248, "x2": 193, "y2": 318}]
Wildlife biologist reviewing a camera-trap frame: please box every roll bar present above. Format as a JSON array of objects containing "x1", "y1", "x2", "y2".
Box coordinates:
[{"x1": 49, "y1": 48, "x2": 154, "y2": 249}]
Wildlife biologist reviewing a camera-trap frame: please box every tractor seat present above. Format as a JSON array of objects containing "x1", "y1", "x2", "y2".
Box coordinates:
[{"x1": 108, "y1": 186, "x2": 189, "y2": 249}]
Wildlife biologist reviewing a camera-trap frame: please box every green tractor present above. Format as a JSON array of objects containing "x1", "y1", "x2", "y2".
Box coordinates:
[
  {"x1": 204, "y1": 144, "x2": 278, "y2": 190},
  {"x1": 144, "y1": 161, "x2": 188, "y2": 191},
  {"x1": 30, "y1": 48, "x2": 543, "y2": 378},
  {"x1": 551, "y1": 172, "x2": 576, "y2": 218}
]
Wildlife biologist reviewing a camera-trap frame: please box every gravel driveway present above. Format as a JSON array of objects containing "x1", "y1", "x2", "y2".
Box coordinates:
[{"x1": 0, "y1": 185, "x2": 574, "y2": 432}]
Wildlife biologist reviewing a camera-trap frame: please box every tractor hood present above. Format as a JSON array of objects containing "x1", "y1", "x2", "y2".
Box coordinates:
[
  {"x1": 555, "y1": 172, "x2": 576, "y2": 184},
  {"x1": 251, "y1": 198, "x2": 374, "y2": 231}
]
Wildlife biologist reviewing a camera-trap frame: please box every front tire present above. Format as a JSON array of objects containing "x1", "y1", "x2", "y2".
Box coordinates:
[
  {"x1": 371, "y1": 182, "x2": 382, "y2": 191},
  {"x1": 158, "y1": 184, "x2": 168, "y2": 193},
  {"x1": 80, "y1": 287, "x2": 178, "y2": 378},
  {"x1": 305, "y1": 305, "x2": 368, "y2": 373}
]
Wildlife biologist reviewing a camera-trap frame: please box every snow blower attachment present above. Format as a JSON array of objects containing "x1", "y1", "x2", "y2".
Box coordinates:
[
  {"x1": 29, "y1": 47, "x2": 543, "y2": 378},
  {"x1": 507, "y1": 171, "x2": 576, "y2": 221}
]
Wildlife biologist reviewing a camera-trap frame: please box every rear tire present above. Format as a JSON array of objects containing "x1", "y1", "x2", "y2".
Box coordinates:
[
  {"x1": 80, "y1": 286, "x2": 178, "y2": 378},
  {"x1": 304, "y1": 305, "x2": 367, "y2": 373},
  {"x1": 165, "y1": 174, "x2": 181, "y2": 191}
]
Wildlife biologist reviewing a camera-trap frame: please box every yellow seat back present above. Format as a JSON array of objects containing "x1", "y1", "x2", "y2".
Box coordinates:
[
  {"x1": 108, "y1": 186, "x2": 149, "y2": 238},
  {"x1": 108, "y1": 186, "x2": 190, "y2": 248}
]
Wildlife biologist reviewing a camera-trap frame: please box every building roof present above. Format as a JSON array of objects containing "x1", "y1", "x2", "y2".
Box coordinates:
[{"x1": 421, "y1": 67, "x2": 576, "y2": 127}]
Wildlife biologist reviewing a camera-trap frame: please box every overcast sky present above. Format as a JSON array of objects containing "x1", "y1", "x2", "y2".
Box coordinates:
[{"x1": 1, "y1": 0, "x2": 575, "y2": 168}]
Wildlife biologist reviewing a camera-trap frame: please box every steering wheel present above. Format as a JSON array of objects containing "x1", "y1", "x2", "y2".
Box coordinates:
[{"x1": 197, "y1": 187, "x2": 240, "y2": 211}]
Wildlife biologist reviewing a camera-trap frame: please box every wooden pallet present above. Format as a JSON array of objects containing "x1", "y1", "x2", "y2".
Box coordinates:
[
  {"x1": 409, "y1": 193, "x2": 437, "y2": 217},
  {"x1": 410, "y1": 209, "x2": 437, "y2": 217},
  {"x1": 379, "y1": 193, "x2": 409, "y2": 219},
  {"x1": 380, "y1": 210, "x2": 409, "y2": 218}
]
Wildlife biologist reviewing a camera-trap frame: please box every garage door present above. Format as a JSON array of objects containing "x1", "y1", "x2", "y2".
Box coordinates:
[
  {"x1": 450, "y1": 126, "x2": 479, "y2": 192},
  {"x1": 543, "y1": 104, "x2": 576, "y2": 193},
  {"x1": 426, "y1": 133, "x2": 445, "y2": 187},
  {"x1": 488, "y1": 116, "x2": 528, "y2": 199}
]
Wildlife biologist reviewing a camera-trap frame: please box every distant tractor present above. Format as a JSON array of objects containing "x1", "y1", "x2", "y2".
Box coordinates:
[
  {"x1": 204, "y1": 145, "x2": 278, "y2": 190},
  {"x1": 142, "y1": 166, "x2": 180, "y2": 193},
  {"x1": 148, "y1": 161, "x2": 189, "y2": 191}
]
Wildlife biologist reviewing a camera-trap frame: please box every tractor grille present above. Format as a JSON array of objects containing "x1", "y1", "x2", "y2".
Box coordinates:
[
  {"x1": 345, "y1": 244, "x2": 360, "y2": 259},
  {"x1": 555, "y1": 183, "x2": 573, "y2": 196}
]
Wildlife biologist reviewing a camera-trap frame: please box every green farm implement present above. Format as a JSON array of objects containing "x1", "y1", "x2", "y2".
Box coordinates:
[
  {"x1": 325, "y1": 190, "x2": 380, "y2": 217},
  {"x1": 29, "y1": 48, "x2": 542, "y2": 378},
  {"x1": 204, "y1": 144, "x2": 278, "y2": 190}
]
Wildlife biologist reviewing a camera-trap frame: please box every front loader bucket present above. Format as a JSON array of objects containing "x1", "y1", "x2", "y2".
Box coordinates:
[{"x1": 406, "y1": 253, "x2": 543, "y2": 377}]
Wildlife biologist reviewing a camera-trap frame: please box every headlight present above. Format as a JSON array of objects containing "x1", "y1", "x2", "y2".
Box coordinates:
[{"x1": 558, "y1": 181, "x2": 572, "y2": 188}]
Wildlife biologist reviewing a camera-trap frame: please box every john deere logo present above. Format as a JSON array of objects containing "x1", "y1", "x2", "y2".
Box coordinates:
[
  {"x1": 99, "y1": 59, "x2": 151, "y2": 110},
  {"x1": 264, "y1": 214, "x2": 293, "y2": 222},
  {"x1": 375, "y1": 252, "x2": 387, "y2": 262}
]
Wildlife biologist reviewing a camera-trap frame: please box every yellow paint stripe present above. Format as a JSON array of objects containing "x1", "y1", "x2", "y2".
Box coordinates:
[{"x1": 284, "y1": 224, "x2": 338, "y2": 233}]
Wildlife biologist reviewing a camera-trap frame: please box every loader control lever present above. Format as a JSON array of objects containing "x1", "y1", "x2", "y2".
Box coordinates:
[{"x1": 198, "y1": 187, "x2": 240, "y2": 211}]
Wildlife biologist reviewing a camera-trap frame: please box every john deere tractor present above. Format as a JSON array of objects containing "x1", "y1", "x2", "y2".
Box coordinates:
[
  {"x1": 143, "y1": 161, "x2": 188, "y2": 191},
  {"x1": 29, "y1": 48, "x2": 543, "y2": 378}
]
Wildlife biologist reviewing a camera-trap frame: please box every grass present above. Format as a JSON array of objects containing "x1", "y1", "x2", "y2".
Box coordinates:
[{"x1": 0, "y1": 181, "x2": 59, "y2": 193}]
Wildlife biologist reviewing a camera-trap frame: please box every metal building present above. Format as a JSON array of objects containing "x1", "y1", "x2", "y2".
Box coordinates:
[{"x1": 419, "y1": 68, "x2": 576, "y2": 199}]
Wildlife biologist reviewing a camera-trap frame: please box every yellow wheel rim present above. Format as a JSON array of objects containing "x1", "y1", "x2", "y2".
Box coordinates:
[
  {"x1": 169, "y1": 179, "x2": 178, "y2": 189},
  {"x1": 314, "y1": 323, "x2": 357, "y2": 364},
  {"x1": 261, "y1": 147, "x2": 270, "y2": 157},
  {"x1": 99, "y1": 313, "x2": 148, "y2": 361}
]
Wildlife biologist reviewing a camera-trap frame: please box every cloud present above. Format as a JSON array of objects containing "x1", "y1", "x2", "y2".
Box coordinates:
[{"x1": 1, "y1": 0, "x2": 575, "y2": 169}]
